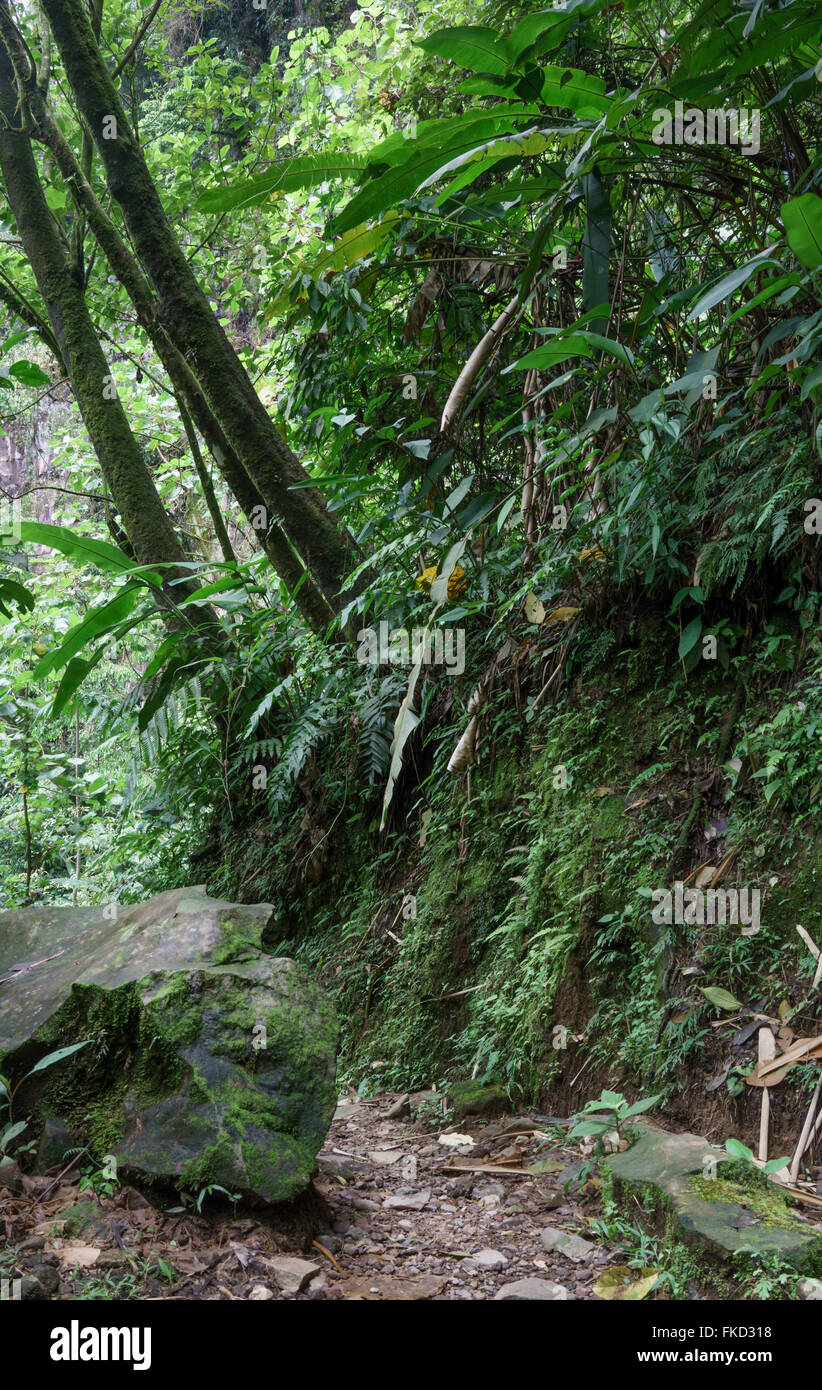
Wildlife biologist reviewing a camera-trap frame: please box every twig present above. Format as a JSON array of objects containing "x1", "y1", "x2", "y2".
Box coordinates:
[{"x1": 312, "y1": 1240, "x2": 343, "y2": 1274}]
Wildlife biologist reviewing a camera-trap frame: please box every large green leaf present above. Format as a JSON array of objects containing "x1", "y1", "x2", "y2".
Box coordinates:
[
  {"x1": 33, "y1": 587, "x2": 140, "y2": 678},
  {"x1": 685, "y1": 250, "x2": 781, "y2": 321},
  {"x1": 0, "y1": 575, "x2": 35, "y2": 616},
  {"x1": 781, "y1": 193, "x2": 822, "y2": 271},
  {"x1": 508, "y1": 331, "x2": 632, "y2": 372},
  {"x1": 582, "y1": 169, "x2": 611, "y2": 333},
  {"x1": 196, "y1": 154, "x2": 367, "y2": 214},
  {"x1": 17, "y1": 522, "x2": 144, "y2": 579},
  {"x1": 417, "y1": 26, "x2": 509, "y2": 76},
  {"x1": 540, "y1": 65, "x2": 612, "y2": 115},
  {"x1": 327, "y1": 116, "x2": 531, "y2": 236}
]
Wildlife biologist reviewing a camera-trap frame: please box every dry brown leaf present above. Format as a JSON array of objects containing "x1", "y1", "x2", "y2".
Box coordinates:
[{"x1": 55, "y1": 1241, "x2": 100, "y2": 1268}]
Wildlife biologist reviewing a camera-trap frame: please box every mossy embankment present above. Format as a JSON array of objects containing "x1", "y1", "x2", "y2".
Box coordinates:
[{"x1": 211, "y1": 616, "x2": 822, "y2": 1149}]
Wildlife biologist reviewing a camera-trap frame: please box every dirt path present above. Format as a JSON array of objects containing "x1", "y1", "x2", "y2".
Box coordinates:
[{"x1": 1, "y1": 1093, "x2": 626, "y2": 1301}]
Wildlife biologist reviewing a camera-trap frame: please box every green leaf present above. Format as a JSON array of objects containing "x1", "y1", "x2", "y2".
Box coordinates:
[
  {"x1": 0, "y1": 576, "x2": 35, "y2": 616},
  {"x1": 724, "y1": 1137, "x2": 753, "y2": 1160},
  {"x1": 25, "y1": 1039, "x2": 90, "y2": 1077},
  {"x1": 327, "y1": 116, "x2": 527, "y2": 237},
  {"x1": 34, "y1": 588, "x2": 140, "y2": 679},
  {"x1": 509, "y1": 331, "x2": 631, "y2": 372},
  {"x1": 540, "y1": 65, "x2": 611, "y2": 115},
  {"x1": 678, "y1": 616, "x2": 703, "y2": 658},
  {"x1": 506, "y1": 10, "x2": 573, "y2": 64},
  {"x1": 17, "y1": 522, "x2": 145, "y2": 579},
  {"x1": 0, "y1": 1120, "x2": 27, "y2": 1149},
  {"x1": 762, "y1": 1155, "x2": 791, "y2": 1174},
  {"x1": 417, "y1": 26, "x2": 509, "y2": 76},
  {"x1": 686, "y1": 251, "x2": 782, "y2": 321},
  {"x1": 800, "y1": 363, "x2": 822, "y2": 400},
  {"x1": 781, "y1": 193, "x2": 822, "y2": 271},
  {"x1": 701, "y1": 986, "x2": 743, "y2": 1012},
  {"x1": 196, "y1": 154, "x2": 367, "y2": 213},
  {"x1": 8, "y1": 360, "x2": 50, "y2": 387},
  {"x1": 624, "y1": 1094, "x2": 661, "y2": 1117}
]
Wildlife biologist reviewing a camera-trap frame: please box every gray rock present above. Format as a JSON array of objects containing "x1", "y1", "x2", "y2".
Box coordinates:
[
  {"x1": 473, "y1": 1248, "x2": 508, "y2": 1268},
  {"x1": 606, "y1": 1127, "x2": 822, "y2": 1272},
  {"x1": 0, "y1": 887, "x2": 337, "y2": 1206},
  {"x1": 797, "y1": 1278, "x2": 822, "y2": 1300},
  {"x1": 494, "y1": 1277, "x2": 571, "y2": 1300},
  {"x1": 384, "y1": 1188, "x2": 431, "y2": 1211},
  {"x1": 0, "y1": 1157, "x2": 22, "y2": 1194},
  {"x1": 539, "y1": 1226, "x2": 596, "y2": 1262},
  {"x1": 266, "y1": 1256, "x2": 320, "y2": 1294}
]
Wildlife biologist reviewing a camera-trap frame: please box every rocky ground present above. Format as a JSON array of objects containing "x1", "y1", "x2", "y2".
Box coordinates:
[
  {"x1": 6, "y1": 1089, "x2": 822, "y2": 1302},
  {"x1": 0, "y1": 1091, "x2": 635, "y2": 1301}
]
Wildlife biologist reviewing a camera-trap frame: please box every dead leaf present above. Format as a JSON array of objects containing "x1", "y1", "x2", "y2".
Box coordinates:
[
  {"x1": 545, "y1": 605, "x2": 580, "y2": 626},
  {"x1": 437, "y1": 1132, "x2": 474, "y2": 1151},
  {"x1": 524, "y1": 592, "x2": 546, "y2": 625},
  {"x1": 55, "y1": 1242, "x2": 100, "y2": 1268},
  {"x1": 594, "y1": 1266, "x2": 660, "y2": 1301}
]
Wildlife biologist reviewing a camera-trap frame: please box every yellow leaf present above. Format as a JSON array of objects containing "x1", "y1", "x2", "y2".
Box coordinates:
[
  {"x1": 546, "y1": 605, "x2": 580, "y2": 625},
  {"x1": 33, "y1": 641, "x2": 48, "y2": 654},
  {"x1": 447, "y1": 564, "x2": 467, "y2": 599},
  {"x1": 593, "y1": 1266, "x2": 660, "y2": 1301},
  {"x1": 415, "y1": 565, "x2": 438, "y2": 591},
  {"x1": 578, "y1": 546, "x2": 604, "y2": 564}
]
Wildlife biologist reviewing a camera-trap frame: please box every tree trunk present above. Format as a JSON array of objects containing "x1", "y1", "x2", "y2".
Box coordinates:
[
  {"x1": 0, "y1": 40, "x2": 215, "y2": 639},
  {"x1": 38, "y1": 0, "x2": 359, "y2": 611},
  {"x1": 0, "y1": 6, "x2": 337, "y2": 633}
]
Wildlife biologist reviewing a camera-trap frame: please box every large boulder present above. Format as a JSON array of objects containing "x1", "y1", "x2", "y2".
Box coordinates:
[{"x1": 0, "y1": 887, "x2": 337, "y2": 1205}]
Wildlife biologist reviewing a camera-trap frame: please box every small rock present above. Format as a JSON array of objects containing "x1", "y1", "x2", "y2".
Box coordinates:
[
  {"x1": 315, "y1": 1232, "x2": 341, "y2": 1254},
  {"x1": 473, "y1": 1249, "x2": 508, "y2": 1269},
  {"x1": 539, "y1": 1226, "x2": 596, "y2": 1262},
  {"x1": 248, "y1": 1285, "x2": 274, "y2": 1300},
  {"x1": 368, "y1": 1150, "x2": 403, "y2": 1166},
  {"x1": 383, "y1": 1188, "x2": 431, "y2": 1211},
  {"x1": 21, "y1": 1263, "x2": 59, "y2": 1297},
  {"x1": 0, "y1": 1157, "x2": 22, "y2": 1194},
  {"x1": 351, "y1": 1197, "x2": 381, "y2": 1213},
  {"x1": 494, "y1": 1277, "x2": 571, "y2": 1301},
  {"x1": 539, "y1": 1191, "x2": 567, "y2": 1211},
  {"x1": 798, "y1": 1278, "x2": 822, "y2": 1300},
  {"x1": 266, "y1": 1257, "x2": 320, "y2": 1294},
  {"x1": 448, "y1": 1081, "x2": 507, "y2": 1122},
  {"x1": 16, "y1": 1237, "x2": 45, "y2": 1253}
]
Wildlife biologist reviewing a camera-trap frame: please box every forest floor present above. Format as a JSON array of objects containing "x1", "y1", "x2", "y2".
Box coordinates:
[{"x1": 0, "y1": 1092, "x2": 671, "y2": 1302}]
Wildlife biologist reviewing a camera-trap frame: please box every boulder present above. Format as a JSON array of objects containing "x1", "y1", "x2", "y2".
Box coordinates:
[
  {"x1": 0, "y1": 887, "x2": 337, "y2": 1206},
  {"x1": 605, "y1": 1127, "x2": 822, "y2": 1271}
]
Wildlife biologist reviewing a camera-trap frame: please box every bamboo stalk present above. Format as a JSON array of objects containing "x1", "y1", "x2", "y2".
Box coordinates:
[
  {"x1": 789, "y1": 1071, "x2": 822, "y2": 1182},
  {"x1": 758, "y1": 1028, "x2": 775, "y2": 1161}
]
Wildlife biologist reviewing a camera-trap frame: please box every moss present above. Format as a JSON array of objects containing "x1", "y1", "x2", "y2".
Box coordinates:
[{"x1": 688, "y1": 1167, "x2": 805, "y2": 1231}]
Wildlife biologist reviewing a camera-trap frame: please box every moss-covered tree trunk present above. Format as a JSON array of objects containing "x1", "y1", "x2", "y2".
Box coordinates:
[
  {"x1": 38, "y1": 0, "x2": 359, "y2": 613},
  {"x1": 0, "y1": 5, "x2": 336, "y2": 634},
  {"x1": 0, "y1": 42, "x2": 215, "y2": 637}
]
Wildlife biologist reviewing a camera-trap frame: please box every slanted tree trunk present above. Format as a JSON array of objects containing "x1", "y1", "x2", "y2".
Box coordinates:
[
  {"x1": 0, "y1": 41, "x2": 216, "y2": 640},
  {"x1": 0, "y1": 5, "x2": 337, "y2": 634},
  {"x1": 38, "y1": 0, "x2": 359, "y2": 612}
]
